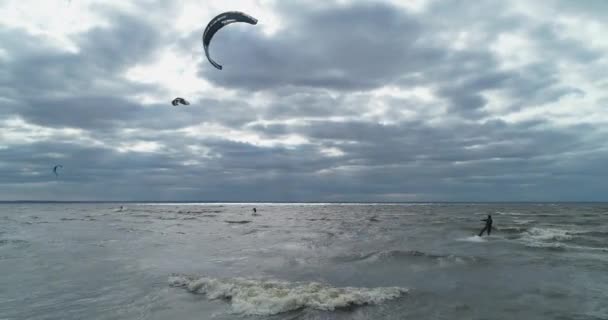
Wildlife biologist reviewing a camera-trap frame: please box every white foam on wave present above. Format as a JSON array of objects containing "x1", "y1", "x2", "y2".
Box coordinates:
[
  {"x1": 496, "y1": 211, "x2": 526, "y2": 216},
  {"x1": 168, "y1": 274, "x2": 407, "y2": 316},
  {"x1": 520, "y1": 227, "x2": 608, "y2": 252},
  {"x1": 525, "y1": 240, "x2": 608, "y2": 252},
  {"x1": 513, "y1": 218, "x2": 535, "y2": 225},
  {"x1": 523, "y1": 241, "x2": 565, "y2": 249},
  {"x1": 519, "y1": 227, "x2": 577, "y2": 249},
  {"x1": 524, "y1": 227, "x2": 573, "y2": 241},
  {"x1": 334, "y1": 250, "x2": 477, "y2": 266},
  {"x1": 458, "y1": 235, "x2": 487, "y2": 243}
]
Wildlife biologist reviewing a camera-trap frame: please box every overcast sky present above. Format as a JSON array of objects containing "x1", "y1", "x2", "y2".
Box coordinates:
[{"x1": 1, "y1": 0, "x2": 607, "y2": 201}]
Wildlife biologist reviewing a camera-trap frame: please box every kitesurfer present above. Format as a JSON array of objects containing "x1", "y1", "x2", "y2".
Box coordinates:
[{"x1": 478, "y1": 215, "x2": 493, "y2": 236}]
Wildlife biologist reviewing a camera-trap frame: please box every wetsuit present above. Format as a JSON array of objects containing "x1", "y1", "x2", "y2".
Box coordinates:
[{"x1": 479, "y1": 216, "x2": 493, "y2": 236}]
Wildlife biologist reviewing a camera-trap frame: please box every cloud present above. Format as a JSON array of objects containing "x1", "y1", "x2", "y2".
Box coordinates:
[
  {"x1": 199, "y1": 1, "x2": 438, "y2": 91},
  {"x1": 1, "y1": 0, "x2": 607, "y2": 201}
]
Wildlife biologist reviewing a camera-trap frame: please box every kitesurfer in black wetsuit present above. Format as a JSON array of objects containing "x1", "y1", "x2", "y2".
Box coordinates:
[{"x1": 479, "y1": 215, "x2": 493, "y2": 236}]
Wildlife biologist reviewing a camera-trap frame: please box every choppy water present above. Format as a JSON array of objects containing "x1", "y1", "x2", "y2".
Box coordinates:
[{"x1": 1, "y1": 203, "x2": 607, "y2": 319}]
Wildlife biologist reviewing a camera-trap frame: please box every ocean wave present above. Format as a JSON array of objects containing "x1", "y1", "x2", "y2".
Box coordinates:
[
  {"x1": 224, "y1": 220, "x2": 252, "y2": 224},
  {"x1": 159, "y1": 216, "x2": 178, "y2": 220},
  {"x1": 513, "y1": 219, "x2": 535, "y2": 225},
  {"x1": 168, "y1": 274, "x2": 407, "y2": 316},
  {"x1": 306, "y1": 218, "x2": 331, "y2": 221},
  {"x1": 178, "y1": 210, "x2": 223, "y2": 214},
  {"x1": 523, "y1": 241, "x2": 608, "y2": 252},
  {"x1": 496, "y1": 226, "x2": 528, "y2": 234},
  {"x1": 518, "y1": 227, "x2": 608, "y2": 252},
  {"x1": 332, "y1": 250, "x2": 479, "y2": 265},
  {"x1": 60, "y1": 217, "x2": 81, "y2": 221},
  {"x1": 0, "y1": 239, "x2": 29, "y2": 248},
  {"x1": 523, "y1": 241, "x2": 567, "y2": 250},
  {"x1": 458, "y1": 235, "x2": 487, "y2": 243},
  {"x1": 496, "y1": 211, "x2": 527, "y2": 216},
  {"x1": 523, "y1": 227, "x2": 574, "y2": 241},
  {"x1": 518, "y1": 227, "x2": 573, "y2": 250},
  {"x1": 576, "y1": 231, "x2": 608, "y2": 238},
  {"x1": 241, "y1": 229, "x2": 261, "y2": 235},
  {"x1": 563, "y1": 244, "x2": 608, "y2": 252}
]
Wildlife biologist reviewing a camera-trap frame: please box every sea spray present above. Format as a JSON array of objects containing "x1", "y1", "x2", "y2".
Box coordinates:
[{"x1": 169, "y1": 274, "x2": 408, "y2": 316}]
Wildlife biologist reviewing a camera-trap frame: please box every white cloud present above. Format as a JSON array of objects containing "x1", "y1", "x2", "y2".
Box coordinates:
[
  {"x1": 0, "y1": 117, "x2": 96, "y2": 147},
  {"x1": 117, "y1": 140, "x2": 162, "y2": 153}
]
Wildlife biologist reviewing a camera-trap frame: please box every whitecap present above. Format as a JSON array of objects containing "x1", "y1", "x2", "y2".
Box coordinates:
[
  {"x1": 524, "y1": 241, "x2": 566, "y2": 250},
  {"x1": 513, "y1": 219, "x2": 535, "y2": 225},
  {"x1": 523, "y1": 227, "x2": 573, "y2": 241},
  {"x1": 168, "y1": 274, "x2": 407, "y2": 316},
  {"x1": 496, "y1": 211, "x2": 526, "y2": 216},
  {"x1": 458, "y1": 235, "x2": 487, "y2": 243}
]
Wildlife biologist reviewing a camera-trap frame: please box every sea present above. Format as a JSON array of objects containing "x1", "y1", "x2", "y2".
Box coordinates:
[{"x1": 1, "y1": 202, "x2": 607, "y2": 320}]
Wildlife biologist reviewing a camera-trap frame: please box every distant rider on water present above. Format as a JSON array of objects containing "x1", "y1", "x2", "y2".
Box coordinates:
[{"x1": 478, "y1": 215, "x2": 493, "y2": 236}]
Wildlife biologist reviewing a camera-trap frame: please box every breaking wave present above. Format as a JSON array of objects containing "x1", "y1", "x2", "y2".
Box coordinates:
[
  {"x1": 458, "y1": 235, "x2": 487, "y2": 243},
  {"x1": 519, "y1": 227, "x2": 608, "y2": 252},
  {"x1": 523, "y1": 227, "x2": 574, "y2": 241},
  {"x1": 496, "y1": 211, "x2": 527, "y2": 216},
  {"x1": 513, "y1": 218, "x2": 535, "y2": 225},
  {"x1": 518, "y1": 227, "x2": 574, "y2": 249},
  {"x1": 168, "y1": 274, "x2": 407, "y2": 316}
]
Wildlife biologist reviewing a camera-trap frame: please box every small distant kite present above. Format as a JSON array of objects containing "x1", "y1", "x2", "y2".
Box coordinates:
[
  {"x1": 202, "y1": 11, "x2": 258, "y2": 70},
  {"x1": 171, "y1": 97, "x2": 190, "y2": 106},
  {"x1": 53, "y1": 165, "x2": 63, "y2": 177}
]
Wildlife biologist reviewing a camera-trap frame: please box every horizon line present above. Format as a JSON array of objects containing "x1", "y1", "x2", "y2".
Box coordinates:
[{"x1": 1, "y1": 200, "x2": 607, "y2": 204}]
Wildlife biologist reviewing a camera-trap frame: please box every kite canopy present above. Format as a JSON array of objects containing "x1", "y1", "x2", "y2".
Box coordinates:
[
  {"x1": 171, "y1": 97, "x2": 190, "y2": 106},
  {"x1": 202, "y1": 11, "x2": 258, "y2": 70},
  {"x1": 53, "y1": 165, "x2": 63, "y2": 177}
]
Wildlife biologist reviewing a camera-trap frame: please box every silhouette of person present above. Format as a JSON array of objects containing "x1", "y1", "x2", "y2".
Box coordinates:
[{"x1": 479, "y1": 215, "x2": 493, "y2": 236}]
